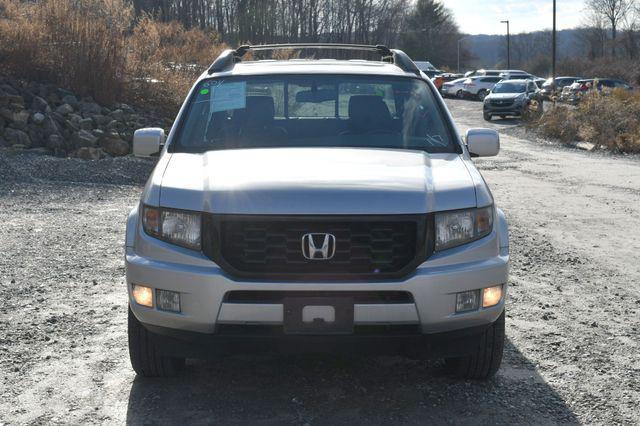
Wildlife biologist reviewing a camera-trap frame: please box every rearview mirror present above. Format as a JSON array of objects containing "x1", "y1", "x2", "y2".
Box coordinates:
[
  {"x1": 133, "y1": 128, "x2": 165, "y2": 157},
  {"x1": 466, "y1": 128, "x2": 500, "y2": 157},
  {"x1": 295, "y1": 89, "x2": 337, "y2": 103}
]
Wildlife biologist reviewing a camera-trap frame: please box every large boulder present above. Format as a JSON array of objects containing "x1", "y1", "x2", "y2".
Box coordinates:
[
  {"x1": 61, "y1": 94, "x2": 78, "y2": 109},
  {"x1": 2, "y1": 109, "x2": 30, "y2": 130},
  {"x1": 78, "y1": 117, "x2": 94, "y2": 130},
  {"x1": 47, "y1": 134, "x2": 63, "y2": 150},
  {"x1": 31, "y1": 96, "x2": 51, "y2": 113},
  {"x1": 105, "y1": 119, "x2": 125, "y2": 132},
  {"x1": 41, "y1": 115, "x2": 61, "y2": 136},
  {"x1": 68, "y1": 113, "x2": 83, "y2": 127},
  {"x1": 74, "y1": 147, "x2": 103, "y2": 160},
  {"x1": 92, "y1": 114, "x2": 111, "y2": 126},
  {"x1": 114, "y1": 103, "x2": 134, "y2": 114},
  {"x1": 100, "y1": 134, "x2": 129, "y2": 156},
  {"x1": 0, "y1": 91, "x2": 8, "y2": 108},
  {"x1": 32, "y1": 112, "x2": 46, "y2": 125},
  {"x1": 55, "y1": 103, "x2": 74, "y2": 115},
  {"x1": 109, "y1": 109, "x2": 124, "y2": 122},
  {"x1": 0, "y1": 83, "x2": 19, "y2": 95},
  {"x1": 26, "y1": 127, "x2": 45, "y2": 147},
  {"x1": 72, "y1": 129, "x2": 98, "y2": 148},
  {"x1": 4, "y1": 128, "x2": 31, "y2": 147},
  {"x1": 0, "y1": 107, "x2": 13, "y2": 122},
  {"x1": 6, "y1": 94, "x2": 24, "y2": 107},
  {"x1": 79, "y1": 101, "x2": 102, "y2": 115}
]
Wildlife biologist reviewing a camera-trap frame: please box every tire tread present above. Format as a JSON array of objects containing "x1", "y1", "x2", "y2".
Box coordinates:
[
  {"x1": 445, "y1": 311, "x2": 505, "y2": 380},
  {"x1": 128, "y1": 307, "x2": 184, "y2": 377}
]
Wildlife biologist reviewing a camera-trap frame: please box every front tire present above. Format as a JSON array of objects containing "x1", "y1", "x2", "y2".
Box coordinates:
[
  {"x1": 128, "y1": 307, "x2": 185, "y2": 377},
  {"x1": 477, "y1": 90, "x2": 488, "y2": 101},
  {"x1": 483, "y1": 111, "x2": 492, "y2": 121},
  {"x1": 445, "y1": 311, "x2": 505, "y2": 380},
  {"x1": 456, "y1": 90, "x2": 464, "y2": 99}
]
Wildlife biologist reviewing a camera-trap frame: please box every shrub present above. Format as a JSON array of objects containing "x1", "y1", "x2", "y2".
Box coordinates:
[
  {"x1": 0, "y1": 0, "x2": 226, "y2": 113},
  {"x1": 126, "y1": 17, "x2": 226, "y2": 115},
  {"x1": 531, "y1": 89, "x2": 640, "y2": 153},
  {"x1": 0, "y1": 0, "x2": 130, "y2": 104}
]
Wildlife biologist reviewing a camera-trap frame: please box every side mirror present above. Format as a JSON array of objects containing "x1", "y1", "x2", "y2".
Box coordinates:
[
  {"x1": 133, "y1": 128, "x2": 165, "y2": 157},
  {"x1": 466, "y1": 128, "x2": 500, "y2": 157}
]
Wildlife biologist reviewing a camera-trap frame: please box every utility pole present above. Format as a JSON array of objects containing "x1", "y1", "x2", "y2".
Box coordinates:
[
  {"x1": 552, "y1": 0, "x2": 557, "y2": 92},
  {"x1": 457, "y1": 37, "x2": 468, "y2": 73},
  {"x1": 501, "y1": 20, "x2": 510, "y2": 68}
]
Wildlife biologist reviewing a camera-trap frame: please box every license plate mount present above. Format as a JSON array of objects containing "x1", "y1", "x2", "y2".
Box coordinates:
[{"x1": 283, "y1": 297, "x2": 354, "y2": 335}]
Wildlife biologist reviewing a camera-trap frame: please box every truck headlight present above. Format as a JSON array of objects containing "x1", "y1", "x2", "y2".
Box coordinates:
[
  {"x1": 142, "y1": 205, "x2": 201, "y2": 250},
  {"x1": 435, "y1": 206, "x2": 493, "y2": 251}
]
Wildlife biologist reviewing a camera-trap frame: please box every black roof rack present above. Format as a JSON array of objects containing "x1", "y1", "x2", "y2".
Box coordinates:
[{"x1": 207, "y1": 43, "x2": 420, "y2": 75}]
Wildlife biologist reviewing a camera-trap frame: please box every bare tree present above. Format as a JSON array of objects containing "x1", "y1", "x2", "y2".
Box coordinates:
[
  {"x1": 129, "y1": 0, "x2": 435, "y2": 59},
  {"x1": 586, "y1": 0, "x2": 634, "y2": 56}
]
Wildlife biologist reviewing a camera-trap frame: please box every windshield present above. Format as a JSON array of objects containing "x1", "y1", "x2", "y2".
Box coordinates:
[
  {"x1": 492, "y1": 82, "x2": 526, "y2": 93},
  {"x1": 171, "y1": 74, "x2": 457, "y2": 153}
]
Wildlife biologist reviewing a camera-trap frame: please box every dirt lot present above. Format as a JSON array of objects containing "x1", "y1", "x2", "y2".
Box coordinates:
[{"x1": 1, "y1": 99, "x2": 639, "y2": 425}]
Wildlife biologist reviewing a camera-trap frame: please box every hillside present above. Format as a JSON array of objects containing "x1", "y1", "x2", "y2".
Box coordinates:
[{"x1": 461, "y1": 29, "x2": 584, "y2": 71}]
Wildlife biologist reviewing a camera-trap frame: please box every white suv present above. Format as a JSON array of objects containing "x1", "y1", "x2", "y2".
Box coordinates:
[
  {"x1": 462, "y1": 76, "x2": 502, "y2": 100},
  {"x1": 498, "y1": 70, "x2": 531, "y2": 80},
  {"x1": 126, "y1": 44, "x2": 509, "y2": 380}
]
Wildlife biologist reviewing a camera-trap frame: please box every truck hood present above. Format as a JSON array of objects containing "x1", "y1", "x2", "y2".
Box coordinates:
[{"x1": 158, "y1": 148, "x2": 478, "y2": 215}]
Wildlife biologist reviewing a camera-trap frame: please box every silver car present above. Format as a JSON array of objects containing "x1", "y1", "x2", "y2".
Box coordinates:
[
  {"x1": 441, "y1": 77, "x2": 468, "y2": 98},
  {"x1": 126, "y1": 44, "x2": 509, "y2": 380},
  {"x1": 462, "y1": 76, "x2": 502, "y2": 100}
]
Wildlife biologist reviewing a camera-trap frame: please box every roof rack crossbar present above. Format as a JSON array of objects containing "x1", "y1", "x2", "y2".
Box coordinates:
[{"x1": 207, "y1": 43, "x2": 420, "y2": 75}]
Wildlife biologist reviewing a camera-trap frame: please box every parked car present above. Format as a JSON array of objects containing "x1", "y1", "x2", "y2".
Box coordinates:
[
  {"x1": 560, "y1": 78, "x2": 632, "y2": 103},
  {"x1": 594, "y1": 78, "x2": 633, "y2": 90},
  {"x1": 560, "y1": 79, "x2": 593, "y2": 104},
  {"x1": 462, "y1": 76, "x2": 502, "y2": 100},
  {"x1": 498, "y1": 70, "x2": 531, "y2": 80},
  {"x1": 126, "y1": 43, "x2": 509, "y2": 380},
  {"x1": 464, "y1": 69, "x2": 502, "y2": 78},
  {"x1": 422, "y1": 69, "x2": 444, "y2": 79},
  {"x1": 414, "y1": 61, "x2": 436, "y2": 72},
  {"x1": 432, "y1": 75, "x2": 445, "y2": 91},
  {"x1": 541, "y1": 76, "x2": 582, "y2": 99},
  {"x1": 440, "y1": 72, "x2": 464, "y2": 82},
  {"x1": 441, "y1": 77, "x2": 468, "y2": 98},
  {"x1": 532, "y1": 77, "x2": 547, "y2": 89},
  {"x1": 483, "y1": 79, "x2": 542, "y2": 120},
  {"x1": 432, "y1": 73, "x2": 463, "y2": 92}
]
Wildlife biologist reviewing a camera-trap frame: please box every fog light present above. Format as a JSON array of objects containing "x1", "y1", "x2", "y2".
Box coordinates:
[
  {"x1": 132, "y1": 284, "x2": 153, "y2": 308},
  {"x1": 483, "y1": 285, "x2": 503, "y2": 308},
  {"x1": 156, "y1": 289, "x2": 181, "y2": 313},
  {"x1": 456, "y1": 290, "x2": 480, "y2": 313}
]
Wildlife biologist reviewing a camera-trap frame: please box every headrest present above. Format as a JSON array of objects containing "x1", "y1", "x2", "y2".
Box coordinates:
[
  {"x1": 234, "y1": 96, "x2": 275, "y2": 127},
  {"x1": 348, "y1": 95, "x2": 392, "y2": 130}
]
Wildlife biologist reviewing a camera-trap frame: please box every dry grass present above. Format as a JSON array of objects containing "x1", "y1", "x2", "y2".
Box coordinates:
[
  {"x1": 0, "y1": 0, "x2": 226, "y2": 113},
  {"x1": 126, "y1": 17, "x2": 226, "y2": 114},
  {"x1": 532, "y1": 89, "x2": 640, "y2": 153}
]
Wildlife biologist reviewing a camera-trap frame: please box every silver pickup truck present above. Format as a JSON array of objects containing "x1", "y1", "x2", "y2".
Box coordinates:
[{"x1": 125, "y1": 44, "x2": 509, "y2": 380}]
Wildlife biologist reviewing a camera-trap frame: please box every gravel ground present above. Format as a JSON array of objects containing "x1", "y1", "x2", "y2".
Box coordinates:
[{"x1": 1, "y1": 99, "x2": 639, "y2": 425}]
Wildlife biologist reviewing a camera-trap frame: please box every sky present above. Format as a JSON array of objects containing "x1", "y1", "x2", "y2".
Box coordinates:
[{"x1": 443, "y1": 0, "x2": 585, "y2": 35}]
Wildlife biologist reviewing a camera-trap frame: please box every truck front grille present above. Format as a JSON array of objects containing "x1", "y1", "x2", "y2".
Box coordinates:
[
  {"x1": 202, "y1": 215, "x2": 432, "y2": 281},
  {"x1": 490, "y1": 99, "x2": 515, "y2": 107}
]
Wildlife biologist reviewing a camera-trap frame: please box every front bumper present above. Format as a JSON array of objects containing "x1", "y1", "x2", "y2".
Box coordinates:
[
  {"x1": 144, "y1": 317, "x2": 499, "y2": 359},
  {"x1": 126, "y1": 207, "x2": 509, "y2": 338},
  {"x1": 483, "y1": 102, "x2": 524, "y2": 116}
]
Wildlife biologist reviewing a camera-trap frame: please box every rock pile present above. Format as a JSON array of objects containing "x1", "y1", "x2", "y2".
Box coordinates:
[{"x1": 0, "y1": 77, "x2": 170, "y2": 159}]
